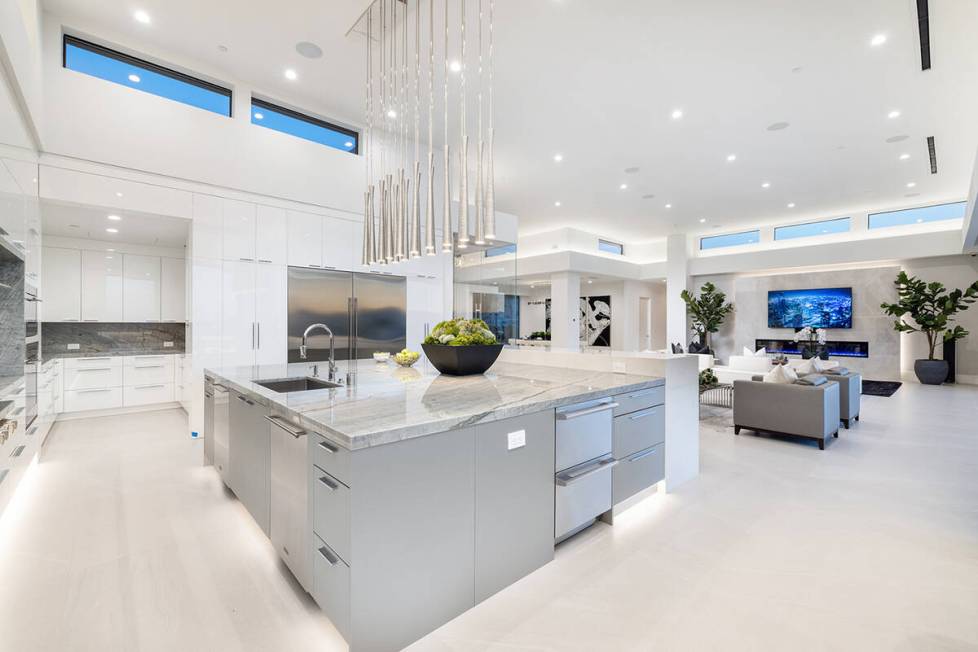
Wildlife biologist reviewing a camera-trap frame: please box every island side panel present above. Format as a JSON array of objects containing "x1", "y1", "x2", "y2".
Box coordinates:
[
  {"x1": 349, "y1": 427, "x2": 476, "y2": 652},
  {"x1": 474, "y1": 410, "x2": 556, "y2": 604}
]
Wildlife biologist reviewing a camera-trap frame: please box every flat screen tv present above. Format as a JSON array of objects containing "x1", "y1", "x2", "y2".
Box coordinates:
[{"x1": 768, "y1": 287, "x2": 853, "y2": 329}]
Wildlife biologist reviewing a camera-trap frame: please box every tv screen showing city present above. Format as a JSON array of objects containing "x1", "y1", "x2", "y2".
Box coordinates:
[{"x1": 768, "y1": 287, "x2": 853, "y2": 329}]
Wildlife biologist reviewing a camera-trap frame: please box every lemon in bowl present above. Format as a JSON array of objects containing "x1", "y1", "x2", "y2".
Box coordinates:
[{"x1": 394, "y1": 349, "x2": 420, "y2": 367}]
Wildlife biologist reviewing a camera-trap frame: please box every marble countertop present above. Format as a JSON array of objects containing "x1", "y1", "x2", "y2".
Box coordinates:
[
  {"x1": 43, "y1": 349, "x2": 184, "y2": 360},
  {"x1": 0, "y1": 374, "x2": 23, "y2": 400},
  {"x1": 206, "y1": 359, "x2": 664, "y2": 451}
]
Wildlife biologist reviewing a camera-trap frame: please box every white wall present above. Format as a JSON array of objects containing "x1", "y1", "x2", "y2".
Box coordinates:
[{"x1": 0, "y1": 0, "x2": 42, "y2": 144}]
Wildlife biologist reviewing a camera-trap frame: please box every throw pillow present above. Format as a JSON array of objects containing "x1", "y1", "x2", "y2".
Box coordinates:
[
  {"x1": 763, "y1": 364, "x2": 797, "y2": 384},
  {"x1": 794, "y1": 358, "x2": 816, "y2": 375},
  {"x1": 812, "y1": 358, "x2": 832, "y2": 373},
  {"x1": 741, "y1": 346, "x2": 767, "y2": 357}
]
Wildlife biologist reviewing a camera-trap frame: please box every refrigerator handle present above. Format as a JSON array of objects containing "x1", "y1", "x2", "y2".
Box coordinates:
[
  {"x1": 353, "y1": 297, "x2": 359, "y2": 362},
  {"x1": 348, "y1": 297, "x2": 355, "y2": 362}
]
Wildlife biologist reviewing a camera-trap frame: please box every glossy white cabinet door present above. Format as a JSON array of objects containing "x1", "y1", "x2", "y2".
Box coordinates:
[
  {"x1": 191, "y1": 258, "x2": 223, "y2": 370},
  {"x1": 323, "y1": 215, "x2": 354, "y2": 270},
  {"x1": 223, "y1": 199, "x2": 257, "y2": 262},
  {"x1": 256, "y1": 205, "x2": 287, "y2": 265},
  {"x1": 221, "y1": 260, "x2": 257, "y2": 367},
  {"x1": 287, "y1": 210, "x2": 323, "y2": 268},
  {"x1": 161, "y1": 257, "x2": 186, "y2": 322},
  {"x1": 255, "y1": 264, "x2": 288, "y2": 365},
  {"x1": 41, "y1": 247, "x2": 82, "y2": 321},
  {"x1": 123, "y1": 254, "x2": 161, "y2": 322},
  {"x1": 192, "y1": 193, "x2": 223, "y2": 259},
  {"x1": 407, "y1": 274, "x2": 444, "y2": 352},
  {"x1": 81, "y1": 250, "x2": 124, "y2": 322}
]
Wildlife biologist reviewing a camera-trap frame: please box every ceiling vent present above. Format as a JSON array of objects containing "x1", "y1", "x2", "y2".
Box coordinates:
[
  {"x1": 917, "y1": 0, "x2": 931, "y2": 70},
  {"x1": 927, "y1": 136, "x2": 937, "y2": 174}
]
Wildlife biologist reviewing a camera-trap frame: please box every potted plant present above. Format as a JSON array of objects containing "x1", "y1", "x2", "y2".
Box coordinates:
[
  {"x1": 880, "y1": 271, "x2": 978, "y2": 385},
  {"x1": 680, "y1": 282, "x2": 734, "y2": 355},
  {"x1": 422, "y1": 318, "x2": 503, "y2": 375},
  {"x1": 792, "y1": 326, "x2": 828, "y2": 360}
]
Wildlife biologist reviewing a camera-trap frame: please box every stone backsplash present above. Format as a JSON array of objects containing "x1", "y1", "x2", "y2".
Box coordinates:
[{"x1": 41, "y1": 322, "x2": 186, "y2": 357}]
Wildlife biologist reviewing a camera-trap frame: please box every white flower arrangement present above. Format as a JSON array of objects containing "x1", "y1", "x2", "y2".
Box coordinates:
[{"x1": 792, "y1": 326, "x2": 827, "y2": 345}]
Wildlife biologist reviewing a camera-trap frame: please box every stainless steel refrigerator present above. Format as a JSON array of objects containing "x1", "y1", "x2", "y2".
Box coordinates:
[{"x1": 287, "y1": 268, "x2": 406, "y2": 363}]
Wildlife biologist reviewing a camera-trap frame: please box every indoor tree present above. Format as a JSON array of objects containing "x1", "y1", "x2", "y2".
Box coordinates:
[
  {"x1": 680, "y1": 282, "x2": 734, "y2": 354},
  {"x1": 880, "y1": 271, "x2": 978, "y2": 384}
]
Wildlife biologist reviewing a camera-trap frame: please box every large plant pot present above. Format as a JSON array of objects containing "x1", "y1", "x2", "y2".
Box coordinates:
[
  {"x1": 422, "y1": 343, "x2": 503, "y2": 376},
  {"x1": 914, "y1": 359, "x2": 949, "y2": 385}
]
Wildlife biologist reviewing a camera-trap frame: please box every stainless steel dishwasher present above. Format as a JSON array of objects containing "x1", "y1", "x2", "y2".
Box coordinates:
[
  {"x1": 554, "y1": 396, "x2": 618, "y2": 542},
  {"x1": 268, "y1": 410, "x2": 310, "y2": 592}
]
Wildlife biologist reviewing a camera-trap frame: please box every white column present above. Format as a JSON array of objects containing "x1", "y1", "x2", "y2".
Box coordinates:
[
  {"x1": 550, "y1": 271, "x2": 581, "y2": 351},
  {"x1": 621, "y1": 280, "x2": 643, "y2": 351},
  {"x1": 666, "y1": 234, "x2": 689, "y2": 349}
]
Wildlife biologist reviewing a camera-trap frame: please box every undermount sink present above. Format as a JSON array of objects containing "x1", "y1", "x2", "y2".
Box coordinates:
[{"x1": 255, "y1": 377, "x2": 343, "y2": 393}]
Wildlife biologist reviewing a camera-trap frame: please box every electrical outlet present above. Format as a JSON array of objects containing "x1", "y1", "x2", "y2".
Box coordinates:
[
  {"x1": 163, "y1": 341, "x2": 174, "y2": 348},
  {"x1": 67, "y1": 343, "x2": 80, "y2": 350},
  {"x1": 507, "y1": 429, "x2": 526, "y2": 450}
]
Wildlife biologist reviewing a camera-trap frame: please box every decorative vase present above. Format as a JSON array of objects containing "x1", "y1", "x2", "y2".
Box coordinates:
[
  {"x1": 914, "y1": 359, "x2": 948, "y2": 385},
  {"x1": 421, "y1": 343, "x2": 503, "y2": 376}
]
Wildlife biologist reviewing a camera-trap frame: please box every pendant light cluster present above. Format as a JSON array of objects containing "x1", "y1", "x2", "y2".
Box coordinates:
[{"x1": 361, "y1": 0, "x2": 496, "y2": 267}]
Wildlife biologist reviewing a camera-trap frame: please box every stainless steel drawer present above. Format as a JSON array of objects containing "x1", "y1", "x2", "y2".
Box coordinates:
[
  {"x1": 555, "y1": 397, "x2": 616, "y2": 472},
  {"x1": 313, "y1": 465, "x2": 351, "y2": 565},
  {"x1": 311, "y1": 432, "x2": 350, "y2": 487},
  {"x1": 613, "y1": 385, "x2": 664, "y2": 417},
  {"x1": 613, "y1": 444, "x2": 665, "y2": 505},
  {"x1": 613, "y1": 405, "x2": 665, "y2": 459},
  {"x1": 312, "y1": 534, "x2": 351, "y2": 641},
  {"x1": 555, "y1": 455, "x2": 615, "y2": 541}
]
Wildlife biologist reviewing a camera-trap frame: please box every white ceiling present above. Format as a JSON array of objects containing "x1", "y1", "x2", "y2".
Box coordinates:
[
  {"x1": 41, "y1": 0, "x2": 978, "y2": 242},
  {"x1": 41, "y1": 200, "x2": 189, "y2": 247}
]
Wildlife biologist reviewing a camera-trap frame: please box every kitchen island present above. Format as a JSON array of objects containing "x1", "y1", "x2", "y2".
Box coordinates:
[{"x1": 205, "y1": 359, "x2": 667, "y2": 652}]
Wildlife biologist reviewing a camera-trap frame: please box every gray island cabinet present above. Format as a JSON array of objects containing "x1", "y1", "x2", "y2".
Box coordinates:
[{"x1": 205, "y1": 361, "x2": 665, "y2": 652}]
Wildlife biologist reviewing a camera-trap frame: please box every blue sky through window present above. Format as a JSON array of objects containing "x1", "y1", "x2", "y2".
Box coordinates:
[
  {"x1": 775, "y1": 217, "x2": 851, "y2": 241},
  {"x1": 700, "y1": 230, "x2": 760, "y2": 250},
  {"x1": 251, "y1": 101, "x2": 358, "y2": 153},
  {"x1": 868, "y1": 202, "x2": 967, "y2": 229},
  {"x1": 64, "y1": 38, "x2": 231, "y2": 116}
]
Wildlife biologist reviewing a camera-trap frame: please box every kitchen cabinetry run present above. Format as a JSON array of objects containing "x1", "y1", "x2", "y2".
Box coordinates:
[
  {"x1": 123, "y1": 254, "x2": 161, "y2": 322},
  {"x1": 60, "y1": 354, "x2": 179, "y2": 415},
  {"x1": 287, "y1": 209, "x2": 356, "y2": 270},
  {"x1": 81, "y1": 250, "x2": 123, "y2": 321},
  {"x1": 41, "y1": 247, "x2": 81, "y2": 321},
  {"x1": 221, "y1": 260, "x2": 287, "y2": 367}
]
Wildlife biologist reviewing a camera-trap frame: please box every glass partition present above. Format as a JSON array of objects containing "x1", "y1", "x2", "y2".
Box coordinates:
[{"x1": 452, "y1": 241, "x2": 519, "y2": 344}]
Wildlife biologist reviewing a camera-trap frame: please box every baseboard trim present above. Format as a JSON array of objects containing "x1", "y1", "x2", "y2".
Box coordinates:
[{"x1": 56, "y1": 402, "x2": 183, "y2": 422}]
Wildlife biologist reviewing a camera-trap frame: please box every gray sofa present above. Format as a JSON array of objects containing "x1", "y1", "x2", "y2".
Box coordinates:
[{"x1": 733, "y1": 379, "x2": 841, "y2": 450}]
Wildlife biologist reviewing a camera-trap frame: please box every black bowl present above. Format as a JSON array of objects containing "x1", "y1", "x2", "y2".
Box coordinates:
[{"x1": 421, "y1": 343, "x2": 503, "y2": 376}]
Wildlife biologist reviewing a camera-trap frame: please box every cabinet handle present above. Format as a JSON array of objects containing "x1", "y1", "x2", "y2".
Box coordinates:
[
  {"x1": 135, "y1": 384, "x2": 165, "y2": 390},
  {"x1": 257, "y1": 259, "x2": 273, "y2": 264},
  {"x1": 557, "y1": 401, "x2": 619, "y2": 420},
  {"x1": 235, "y1": 394, "x2": 254, "y2": 406},
  {"x1": 83, "y1": 319, "x2": 99, "y2": 322},
  {"x1": 624, "y1": 388, "x2": 659, "y2": 400},
  {"x1": 317, "y1": 545, "x2": 340, "y2": 567},
  {"x1": 264, "y1": 415, "x2": 305, "y2": 438},
  {"x1": 323, "y1": 265, "x2": 337, "y2": 270},
  {"x1": 627, "y1": 447, "x2": 658, "y2": 463},
  {"x1": 77, "y1": 388, "x2": 112, "y2": 394},
  {"x1": 134, "y1": 365, "x2": 165, "y2": 369},
  {"x1": 317, "y1": 475, "x2": 339, "y2": 491},
  {"x1": 556, "y1": 457, "x2": 617, "y2": 487},
  {"x1": 61, "y1": 319, "x2": 78, "y2": 322},
  {"x1": 316, "y1": 439, "x2": 338, "y2": 454},
  {"x1": 257, "y1": 322, "x2": 261, "y2": 349},
  {"x1": 239, "y1": 257, "x2": 254, "y2": 262},
  {"x1": 308, "y1": 264, "x2": 321, "y2": 268},
  {"x1": 628, "y1": 407, "x2": 659, "y2": 421},
  {"x1": 81, "y1": 357, "x2": 112, "y2": 361},
  {"x1": 76, "y1": 368, "x2": 112, "y2": 372}
]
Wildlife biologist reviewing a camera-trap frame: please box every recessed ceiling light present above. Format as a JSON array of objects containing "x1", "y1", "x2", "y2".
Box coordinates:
[
  {"x1": 107, "y1": 214, "x2": 121, "y2": 221},
  {"x1": 553, "y1": 153, "x2": 563, "y2": 162},
  {"x1": 387, "y1": 109, "x2": 397, "y2": 118},
  {"x1": 726, "y1": 154, "x2": 737, "y2": 162},
  {"x1": 253, "y1": 112, "x2": 264, "y2": 120},
  {"x1": 105, "y1": 255, "x2": 113, "y2": 260},
  {"x1": 787, "y1": 203, "x2": 796, "y2": 208},
  {"x1": 115, "y1": 191, "x2": 123, "y2": 197},
  {"x1": 449, "y1": 60, "x2": 462, "y2": 73},
  {"x1": 32, "y1": 177, "x2": 37, "y2": 183},
  {"x1": 133, "y1": 9, "x2": 151, "y2": 24},
  {"x1": 344, "y1": 141, "x2": 354, "y2": 148},
  {"x1": 906, "y1": 181, "x2": 916, "y2": 188},
  {"x1": 106, "y1": 227, "x2": 119, "y2": 234},
  {"x1": 761, "y1": 182, "x2": 771, "y2": 189},
  {"x1": 128, "y1": 74, "x2": 141, "y2": 83},
  {"x1": 284, "y1": 68, "x2": 298, "y2": 81},
  {"x1": 671, "y1": 109, "x2": 683, "y2": 120},
  {"x1": 899, "y1": 153, "x2": 910, "y2": 160},
  {"x1": 665, "y1": 203, "x2": 672, "y2": 209},
  {"x1": 107, "y1": 248, "x2": 115, "y2": 252},
  {"x1": 699, "y1": 218, "x2": 706, "y2": 223},
  {"x1": 554, "y1": 201, "x2": 561, "y2": 207},
  {"x1": 295, "y1": 41, "x2": 323, "y2": 59},
  {"x1": 871, "y1": 34, "x2": 887, "y2": 46},
  {"x1": 587, "y1": 279, "x2": 593, "y2": 284},
  {"x1": 916, "y1": 218, "x2": 924, "y2": 223},
  {"x1": 619, "y1": 183, "x2": 628, "y2": 190},
  {"x1": 887, "y1": 110, "x2": 901, "y2": 119}
]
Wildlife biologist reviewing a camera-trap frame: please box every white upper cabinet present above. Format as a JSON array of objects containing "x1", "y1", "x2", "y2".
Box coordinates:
[
  {"x1": 254, "y1": 264, "x2": 288, "y2": 365},
  {"x1": 322, "y1": 215, "x2": 354, "y2": 270},
  {"x1": 41, "y1": 247, "x2": 82, "y2": 321},
  {"x1": 81, "y1": 250, "x2": 123, "y2": 322},
  {"x1": 287, "y1": 210, "x2": 323, "y2": 268},
  {"x1": 123, "y1": 254, "x2": 161, "y2": 322},
  {"x1": 192, "y1": 194, "x2": 223, "y2": 259},
  {"x1": 161, "y1": 257, "x2": 186, "y2": 322},
  {"x1": 222, "y1": 199, "x2": 257, "y2": 262},
  {"x1": 256, "y1": 205, "x2": 287, "y2": 265}
]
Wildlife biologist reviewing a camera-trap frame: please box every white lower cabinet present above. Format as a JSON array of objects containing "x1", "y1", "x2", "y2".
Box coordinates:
[
  {"x1": 59, "y1": 354, "x2": 181, "y2": 414},
  {"x1": 124, "y1": 384, "x2": 175, "y2": 407},
  {"x1": 65, "y1": 387, "x2": 124, "y2": 412}
]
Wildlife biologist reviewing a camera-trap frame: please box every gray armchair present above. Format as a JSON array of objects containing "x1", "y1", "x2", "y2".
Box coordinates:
[
  {"x1": 808, "y1": 373, "x2": 861, "y2": 428},
  {"x1": 733, "y1": 379, "x2": 841, "y2": 450}
]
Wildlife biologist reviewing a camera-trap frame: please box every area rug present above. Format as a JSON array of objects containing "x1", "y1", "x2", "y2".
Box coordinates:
[{"x1": 862, "y1": 380, "x2": 902, "y2": 397}]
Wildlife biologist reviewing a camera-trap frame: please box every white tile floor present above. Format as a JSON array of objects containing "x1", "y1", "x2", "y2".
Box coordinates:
[{"x1": 1, "y1": 383, "x2": 977, "y2": 651}]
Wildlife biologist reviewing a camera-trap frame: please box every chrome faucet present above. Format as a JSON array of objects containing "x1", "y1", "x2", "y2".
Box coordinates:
[{"x1": 301, "y1": 323, "x2": 337, "y2": 382}]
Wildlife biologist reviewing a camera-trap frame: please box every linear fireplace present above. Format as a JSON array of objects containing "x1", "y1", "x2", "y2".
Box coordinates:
[{"x1": 756, "y1": 338, "x2": 869, "y2": 359}]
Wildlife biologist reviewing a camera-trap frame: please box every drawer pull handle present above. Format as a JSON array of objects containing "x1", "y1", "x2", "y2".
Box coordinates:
[
  {"x1": 134, "y1": 365, "x2": 165, "y2": 369},
  {"x1": 318, "y1": 545, "x2": 340, "y2": 566},
  {"x1": 557, "y1": 402, "x2": 619, "y2": 421},
  {"x1": 627, "y1": 448, "x2": 658, "y2": 462},
  {"x1": 78, "y1": 389, "x2": 112, "y2": 394},
  {"x1": 80, "y1": 358, "x2": 112, "y2": 361},
  {"x1": 135, "y1": 385, "x2": 165, "y2": 390},
  {"x1": 316, "y1": 439, "x2": 338, "y2": 454},
  {"x1": 556, "y1": 457, "x2": 617, "y2": 486},
  {"x1": 264, "y1": 415, "x2": 306, "y2": 438},
  {"x1": 625, "y1": 388, "x2": 658, "y2": 400},
  {"x1": 235, "y1": 394, "x2": 254, "y2": 406},
  {"x1": 318, "y1": 475, "x2": 339, "y2": 491},
  {"x1": 76, "y1": 368, "x2": 112, "y2": 372},
  {"x1": 628, "y1": 407, "x2": 659, "y2": 421}
]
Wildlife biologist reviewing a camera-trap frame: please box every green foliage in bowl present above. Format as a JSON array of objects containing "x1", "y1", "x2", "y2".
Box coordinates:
[{"x1": 423, "y1": 318, "x2": 497, "y2": 346}]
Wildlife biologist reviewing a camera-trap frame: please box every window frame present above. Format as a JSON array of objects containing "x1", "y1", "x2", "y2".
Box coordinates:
[
  {"x1": 774, "y1": 216, "x2": 851, "y2": 241},
  {"x1": 598, "y1": 239, "x2": 624, "y2": 255},
  {"x1": 251, "y1": 97, "x2": 359, "y2": 154},
  {"x1": 62, "y1": 34, "x2": 232, "y2": 116},
  {"x1": 699, "y1": 229, "x2": 761, "y2": 250},
  {"x1": 867, "y1": 201, "x2": 967, "y2": 229}
]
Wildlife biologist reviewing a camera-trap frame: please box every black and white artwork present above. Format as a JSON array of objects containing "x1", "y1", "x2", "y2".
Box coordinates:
[
  {"x1": 580, "y1": 295, "x2": 611, "y2": 347},
  {"x1": 544, "y1": 298, "x2": 552, "y2": 333}
]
